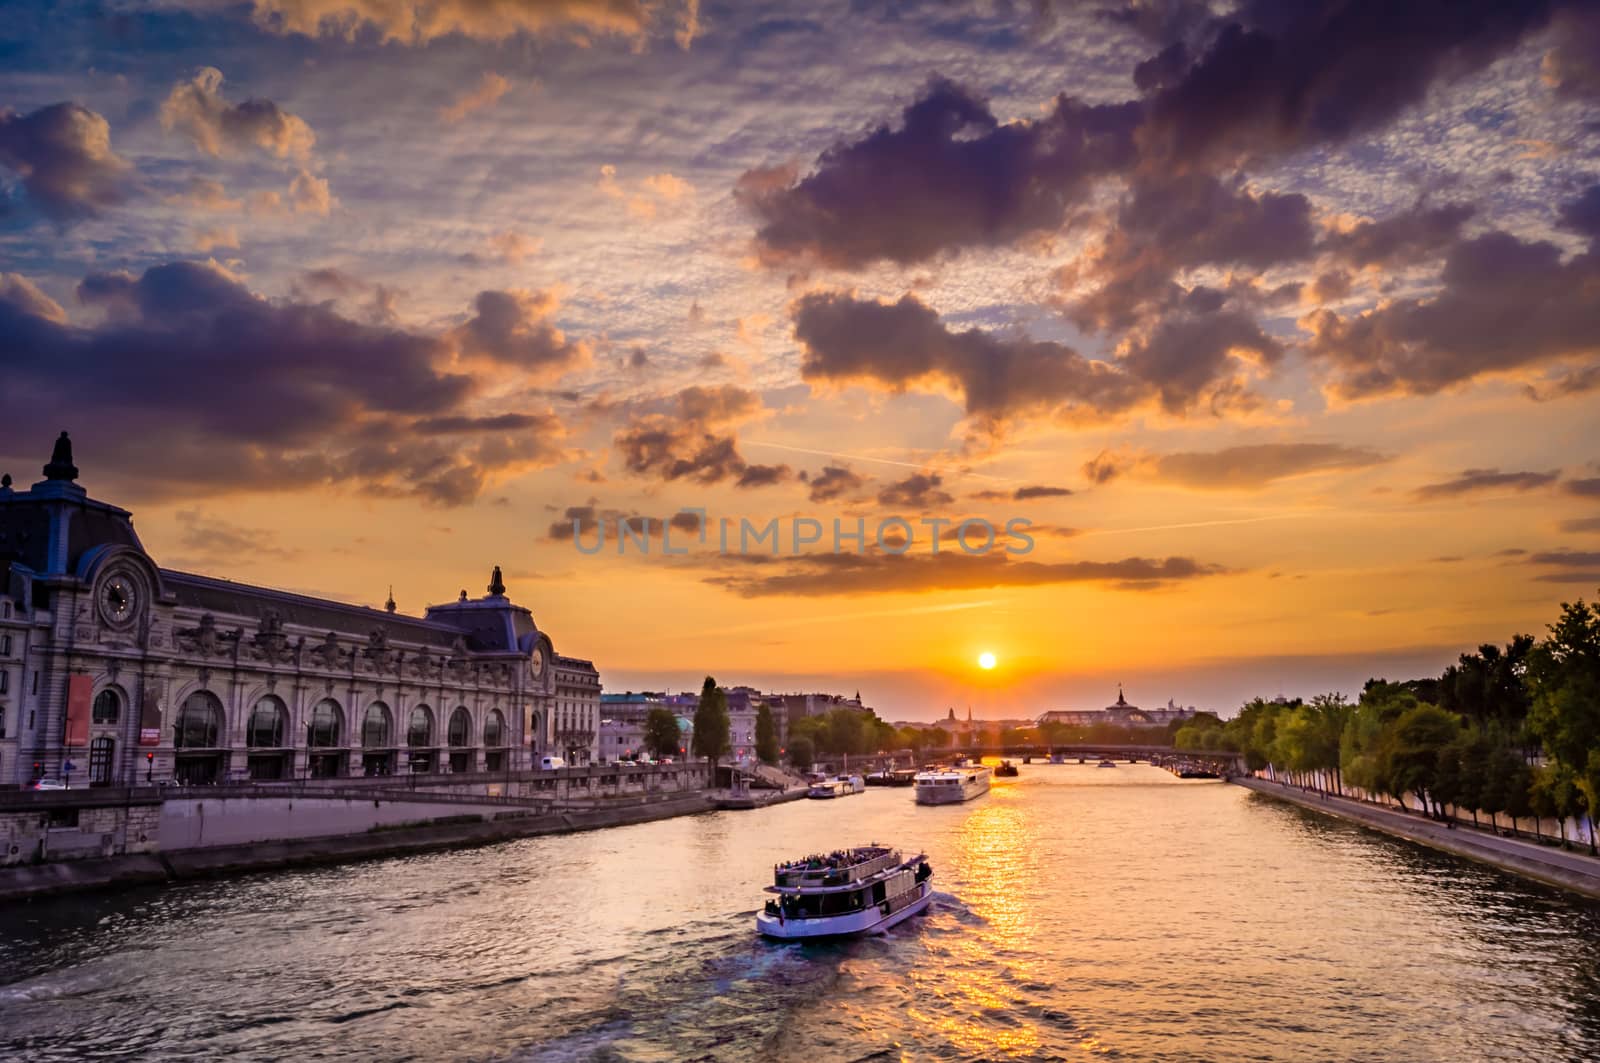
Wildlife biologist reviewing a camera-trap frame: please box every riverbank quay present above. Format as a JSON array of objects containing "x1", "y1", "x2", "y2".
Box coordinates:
[
  {"x1": 0, "y1": 788, "x2": 716, "y2": 903},
  {"x1": 0, "y1": 762, "x2": 717, "y2": 903},
  {"x1": 1234, "y1": 776, "x2": 1600, "y2": 901}
]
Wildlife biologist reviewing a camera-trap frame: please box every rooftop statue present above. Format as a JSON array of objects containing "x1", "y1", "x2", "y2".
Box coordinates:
[{"x1": 43, "y1": 430, "x2": 78, "y2": 482}]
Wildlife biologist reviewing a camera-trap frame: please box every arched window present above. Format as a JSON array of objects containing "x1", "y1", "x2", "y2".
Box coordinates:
[
  {"x1": 247, "y1": 697, "x2": 287, "y2": 747},
  {"x1": 175, "y1": 691, "x2": 223, "y2": 749},
  {"x1": 484, "y1": 709, "x2": 505, "y2": 748},
  {"x1": 448, "y1": 707, "x2": 472, "y2": 747},
  {"x1": 362, "y1": 703, "x2": 392, "y2": 748},
  {"x1": 93, "y1": 688, "x2": 121, "y2": 724},
  {"x1": 308, "y1": 699, "x2": 343, "y2": 748},
  {"x1": 407, "y1": 706, "x2": 433, "y2": 747}
]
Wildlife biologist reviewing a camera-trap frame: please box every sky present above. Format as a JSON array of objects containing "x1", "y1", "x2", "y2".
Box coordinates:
[{"x1": 3, "y1": 0, "x2": 1600, "y2": 721}]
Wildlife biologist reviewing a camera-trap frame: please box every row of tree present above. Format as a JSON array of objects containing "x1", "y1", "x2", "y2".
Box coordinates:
[{"x1": 1170, "y1": 597, "x2": 1600, "y2": 851}]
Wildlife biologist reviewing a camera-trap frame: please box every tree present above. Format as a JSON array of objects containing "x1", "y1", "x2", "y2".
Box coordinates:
[
  {"x1": 1274, "y1": 695, "x2": 1347, "y2": 793},
  {"x1": 1309, "y1": 693, "x2": 1352, "y2": 794},
  {"x1": 826, "y1": 709, "x2": 864, "y2": 757},
  {"x1": 1439, "y1": 636, "x2": 1535, "y2": 730},
  {"x1": 691, "y1": 676, "x2": 731, "y2": 775},
  {"x1": 1529, "y1": 766, "x2": 1557, "y2": 843},
  {"x1": 1384, "y1": 704, "x2": 1461, "y2": 816},
  {"x1": 1432, "y1": 740, "x2": 1463, "y2": 824},
  {"x1": 642, "y1": 708, "x2": 681, "y2": 760},
  {"x1": 1341, "y1": 686, "x2": 1419, "y2": 805},
  {"x1": 1456, "y1": 729, "x2": 1493, "y2": 827},
  {"x1": 1534, "y1": 763, "x2": 1583, "y2": 849},
  {"x1": 896, "y1": 726, "x2": 930, "y2": 752},
  {"x1": 788, "y1": 735, "x2": 815, "y2": 772},
  {"x1": 1527, "y1": 597, "x2": 1600, "y2": 853},
  {"x1": 1582, "y1": 750, "x2": 1600, "y2": 856},
  {"x1": 1478, "y1": 740, "x2": 1511, "y2": 833},
  {"x1": 1501, "y1": 752, "x2": 1535, "y2": 839},
  {"x1": 755, "y1": 705, "x2": 779, "y2": 764}
]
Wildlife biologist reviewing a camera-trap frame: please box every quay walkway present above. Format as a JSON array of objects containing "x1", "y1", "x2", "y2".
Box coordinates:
[{"x1": 1235, "y1": 776, "x2": 1600, "y2": 900}]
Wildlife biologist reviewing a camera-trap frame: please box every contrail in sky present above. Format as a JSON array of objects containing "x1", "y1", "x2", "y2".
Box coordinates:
[{"x1": 1075, "y1": 513, "x2": 1311, "y2": 537}]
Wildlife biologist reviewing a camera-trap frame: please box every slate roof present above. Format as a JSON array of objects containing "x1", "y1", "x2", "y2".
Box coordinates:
[{"x1": 162, "y1": 570, "x2": 481, "y2": 650}]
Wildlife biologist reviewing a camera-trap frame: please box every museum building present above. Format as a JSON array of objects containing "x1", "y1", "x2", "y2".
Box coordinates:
[{"x1": 0, "y1": 433, "x2": 591, "y2": 787}]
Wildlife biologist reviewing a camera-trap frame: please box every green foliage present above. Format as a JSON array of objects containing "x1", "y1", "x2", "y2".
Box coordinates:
[
  {"x1": 1455, "y1": 729, "x2": 1493, "y2": 819},
  {"x1": 1432, "y1": 739, "x2": 1463, "y2": 815},
  {"x1": 1174, "y1": 713, "x2": 1235, "y2": 752},
  {"x1": 642, "y1": 708, "x2": 682, "y2": 760},
  {"x1": 787, "y1": 708, "x2": 897, "y2": 757},
  {"x1": 691, "y1": 676, "x2": 731, "y2": 766},
  {"x1": 755, "y1": 705, "x2": 779, "y2": 765},
  {"x1": 788, "y1": 735, "x2": 815, "y2": 771},
  {"x1": 1526, "y1": 596, "x2": 1600, "y2": 849},
  {"x1": 1384, "y1": 704, "x2": 1461, "y2": 808},
  {"x1": 1500, "y1": 751, "x2": 1534, "y2": 826},
  {"x1": 1439, "y1": 636, "x2": 1534, "y2": 728},
  {"x1": 1271, "y1": 694, "x2": 1348, "y2": 789}
]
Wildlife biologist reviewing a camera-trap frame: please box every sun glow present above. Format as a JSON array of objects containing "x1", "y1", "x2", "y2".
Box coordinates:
[{"x1": 978, "y1": 651, "x2": 997, "y2": 670}]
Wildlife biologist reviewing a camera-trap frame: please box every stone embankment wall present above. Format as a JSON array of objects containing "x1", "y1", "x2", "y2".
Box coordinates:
[
  {"x1": 0, "y1": 790, "x2": 715, "y2": 902},
  {"x1": 157, "y1": 794, "x2": 522, "y2": 849},
  {"x1": 0, "y1": 762, "x2": 716, "y2": 900},
  {"x1": 1235, "y1": 776, "x2": 1600, "y2": 900}
]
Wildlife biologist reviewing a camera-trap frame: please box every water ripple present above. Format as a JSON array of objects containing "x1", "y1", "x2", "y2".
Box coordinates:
[{"x1": 2, "y1": 767, "x2": 1599, "y2": 1061}]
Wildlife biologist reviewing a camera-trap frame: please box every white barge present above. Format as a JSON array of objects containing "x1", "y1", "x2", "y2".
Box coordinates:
[
  {"x1": 913, "y1": 765, "x2": 991, "y2": 804},
  {"x1": 757, "y1": 845, "x2": 934, "y2": 940}
]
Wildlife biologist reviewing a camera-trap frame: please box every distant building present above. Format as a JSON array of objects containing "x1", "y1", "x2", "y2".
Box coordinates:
[
  {"x1": 773, "y1": 690, "x2": 867, "y2": 731},
  {"x1": 1036, "y1": 687, "x2": 1197, "y2": 730},
  {"x1": 552, "y1": 654, "x2": 600, "y2": 765},
  {"x1": 600, "y1": 685, "x2": 865, "y2": 763},
  {"x1": 722, "y1": 686, "x2": 765, "y2": 763},
  {"x1": 0, "y1": 433, "x2": 600, "y2": 787},
  {"x1": 597, "y1": 692, "x2": 666, "y2": 762}
]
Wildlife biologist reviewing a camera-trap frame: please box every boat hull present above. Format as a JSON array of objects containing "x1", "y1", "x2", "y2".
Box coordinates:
[{"x1": 756, "y1": 881, "x2": 933, "y2": 940}]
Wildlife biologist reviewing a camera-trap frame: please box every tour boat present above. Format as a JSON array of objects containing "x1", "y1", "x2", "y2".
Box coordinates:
[
  {"x1": 1048, "y1": 753, "x2": 1067, "y2": 764},
  {"x1": 994, "y1": 760, "x2": 1019, "y2": 778},
  {"x1": 807, "y1": 774, "x2": 865, "y2": 798},
  {"x1": 913, "y1": 765, "x2": 991, "y2": 804},
  {"x1": 1097, "y1": 759, "x2": 1117, "y2": 769},
  {"x1": 757, "y1": 845, "x2": 934, "y2": 940}
]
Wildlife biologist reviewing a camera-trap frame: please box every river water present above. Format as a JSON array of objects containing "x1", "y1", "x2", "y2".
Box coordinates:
[{"x1": 3, "y1": 765, "x2": 1599, "y2": 1061}]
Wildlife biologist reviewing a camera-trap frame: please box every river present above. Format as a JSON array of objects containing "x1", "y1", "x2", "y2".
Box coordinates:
[{"x1": 2, "y1": 764, "x2": 1599, "y2": 1061}]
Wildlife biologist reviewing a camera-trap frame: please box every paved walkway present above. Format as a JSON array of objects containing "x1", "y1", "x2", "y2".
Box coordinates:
[{"x1": 1235, "y1": 777, "x2": 1600, "y2": 900}]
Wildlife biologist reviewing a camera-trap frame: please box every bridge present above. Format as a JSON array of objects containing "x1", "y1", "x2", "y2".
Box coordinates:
[{"x1": 897, "y1": 744, "x2": 1244, "y2": 775}]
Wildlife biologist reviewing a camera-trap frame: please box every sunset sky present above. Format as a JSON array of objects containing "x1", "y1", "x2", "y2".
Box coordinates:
[{"x1": 4, "y1": 0, "x2": 1600, "y2": 720}]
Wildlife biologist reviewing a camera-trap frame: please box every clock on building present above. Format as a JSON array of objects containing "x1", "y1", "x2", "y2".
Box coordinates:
[
  {"x1": 530, "y1": 643, "x2": 546, "y2": 679},
  {"x1": 99, "y1": 574, "x2": 139, "y2": 626}
]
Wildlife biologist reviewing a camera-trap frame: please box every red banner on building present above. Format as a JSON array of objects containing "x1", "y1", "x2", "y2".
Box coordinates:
[
  {"x1": 140, "y1": 685, "x2": 162, "y2": 746},
  {"x1": 65, "y1": 674, "x2": 92, "y2": 747}
]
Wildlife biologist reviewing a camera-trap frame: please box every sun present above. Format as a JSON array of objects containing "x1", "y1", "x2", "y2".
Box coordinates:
[{"x1": 978, "y1": 651, "x2": 997, "y2": 670}]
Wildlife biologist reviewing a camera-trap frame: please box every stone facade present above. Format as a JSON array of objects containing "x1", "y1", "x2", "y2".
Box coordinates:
[
  {"x1": 552, "y1": 653, "x2": 600, "y2": 765},
  {"x1": 0, "y1": 433, "x2": 599, "y2": 788}
]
